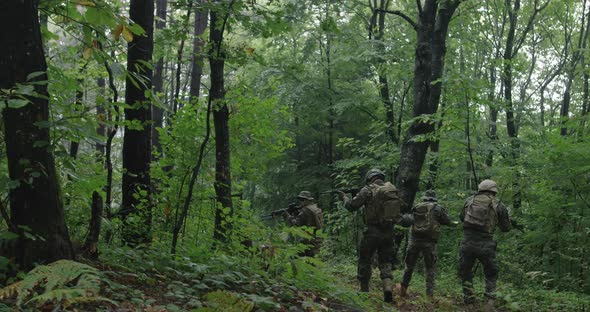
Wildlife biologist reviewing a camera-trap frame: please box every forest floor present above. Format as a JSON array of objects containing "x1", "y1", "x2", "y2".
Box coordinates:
[
  {"x1": 82, "y1": 253, "x2": 519, "y2": 312},
  {"x1": 1, "y1": 246, "x2": 588, "y2": 311}
]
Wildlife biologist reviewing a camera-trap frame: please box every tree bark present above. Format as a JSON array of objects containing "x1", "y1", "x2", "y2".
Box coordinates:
[
  {"x1": 373, "y1": 0, "x2": 397, "y2": 144},
  {"x1": 190, "y1": 0, "x2": 208, "y2": 101},
  {"x1": 122, "y1": 0, "x2": 154, "y2": 246},
  {"x1": 210, "y1": 1, "x2": 234, "y2": 242},
  {"x1": 83, "y1": 191, "x2": 103, "y2": 259},
  {"x1": 0, "y1": 0, "x2": 74, "y2": 269},
  {"x1": 152, "y1": 0, "x2": 167, "y2": 160},
  {"x1": 69, "y1": 80, "x2": 84, "y2": 159},
  {"x1": 395, "y1": 0, "x2": 460, "y2": 209},
  {"x1": 560, "y1": 1, "x2": 589, "y2": 136},
  {"x1": 96, "y1": 77, "x2": 106, "y2": 160}
]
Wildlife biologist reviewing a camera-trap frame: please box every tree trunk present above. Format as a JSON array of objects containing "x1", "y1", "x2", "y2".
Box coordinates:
[
  {"x1": 83, "y1": 191, "x2": 103, "y2": 259},
  {"x1": 561, "y1": 1, "x2": 590, "y2": 136},
  {"x1": 374, "y1": 0, "x2": 397, "y2": 144},
  {"x1": 122, "y1": 0, "x2": 154, "y2": 246},
  {"x1": 502, "y1": 0, "x2": 521, "y2": 213},
  {"x1": 96, "y1": 77, "x2": 106, "y2": 160},
  {"x1": 69, "y1": 80, "x2": 84, "y2": 159},
  {"x1": 395, "y1": 0, "x2": 460, "y2": 208},
  {"x1": 210, "y1": 1, "x2": 234, "y2": 242},
  {"x1": 0, "y1": 0, "x2": 74, "y2": 269},
  {"x1": 152, "y1": 0, "x2": 167, "y2": 160},
  {"x1": 190, "y1": 0, "x2": 208, "y2": 101}
]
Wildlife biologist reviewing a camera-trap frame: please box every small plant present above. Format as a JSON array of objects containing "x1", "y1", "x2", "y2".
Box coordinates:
[{"x1": 0, "y1": 259, "x2": 114, "y2": 309}]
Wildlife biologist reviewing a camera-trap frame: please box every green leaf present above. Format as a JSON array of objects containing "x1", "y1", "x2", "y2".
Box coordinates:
[
  {"x1": 7, "y1": 99, "x2": 30, "y2": 108},
  {"x1": 26, "y1": 72, "x2": 45, "y2": 81}
]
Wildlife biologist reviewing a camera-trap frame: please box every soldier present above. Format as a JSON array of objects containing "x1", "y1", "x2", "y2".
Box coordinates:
[
  {"x1": 400, "y1": 190, "x2": 451, "y2": 299},
  {"x1": 284, "y1": 191, "x2": 324, "y2": 257},
  {"x1": 338, "y1": 169, "x2": 407, "y2": 303},
  {"x1": 458, "y1": 180, "x2": 514, "y2": 309}
]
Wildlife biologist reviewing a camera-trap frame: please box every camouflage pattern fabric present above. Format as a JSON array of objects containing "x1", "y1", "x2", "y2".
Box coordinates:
[
  {"x1": 401, "y1": 200, "x2": 450, "y2": 296},
  {"x1": 344, "y1": 179, "x2": 407, "y2": 290},
  {"x1": 401, "y1": 241, "x2": 437, "y2": 296},
  {"x1": 358, "y1": 223, "x2": 394, "y2": 285},
  {"x1": 458, "y1": 237, "x2": 498, "y2": 302},
  {"x1": 286, "y1": 203, "x2": 323, "y2": 257},
  {"x1": 458, "y1": 191, "x2": 512, "y2": 303}
]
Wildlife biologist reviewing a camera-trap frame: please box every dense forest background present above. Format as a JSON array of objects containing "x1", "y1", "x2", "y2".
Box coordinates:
[{"x1": 1, "y1": 0, "x2": 590, "y2": 310}]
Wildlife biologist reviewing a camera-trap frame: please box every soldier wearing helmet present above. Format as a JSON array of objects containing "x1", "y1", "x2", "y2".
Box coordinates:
[
  {"x1": 400, "y1": 189, "x2": 452, "y2": 299},
  {"x1": 458, "y1": 179, "x2": 514, "y2": 309},
  {"x1": 338, "y1": 169, "x2": 408, "y2": 304},
  {"x1": 283, "y1": 191, "x2": 323, "y2": 257}
]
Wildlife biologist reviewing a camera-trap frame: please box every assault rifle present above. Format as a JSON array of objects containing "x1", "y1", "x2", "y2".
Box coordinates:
[
  {"x1": 320, "y1": 188, "x2": 360, "y2": 197},
  {"x1": 261, "y1": 203, "x2": 299, "y2": 220}
]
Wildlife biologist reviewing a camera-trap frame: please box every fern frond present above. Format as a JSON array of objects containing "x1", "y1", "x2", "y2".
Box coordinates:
[{"x1": 0, "y1": 260, "x2": 108, "y2": 309}]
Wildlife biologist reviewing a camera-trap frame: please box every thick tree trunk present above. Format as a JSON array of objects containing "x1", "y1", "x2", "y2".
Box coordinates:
[
  {"x1": 210, "y1": 1, "x2": 233, "y2": 242},
  {"x1": 190, "y1": 0, "x2": 208, "y2": 101},
  {"x1": 0, "y1": 0, "x2": 74, "y2": 269},
  {"x1": 152, "y1": 0, "x2": 167, "y2": 160},
  {"x1": 395, "y1": 0, "x2": 460, "y2": 208},
  {"x1": 122, "y1": 0, "x2": 154, "y2": 246}
]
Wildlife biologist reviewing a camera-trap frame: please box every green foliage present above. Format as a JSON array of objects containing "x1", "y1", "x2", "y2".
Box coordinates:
[{"x1": 0, "y1": 260, "x2": 113, "y2": 309}]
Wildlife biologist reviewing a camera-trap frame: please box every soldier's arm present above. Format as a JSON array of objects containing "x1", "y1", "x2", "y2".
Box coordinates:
[
  {"x1": 343, "y1": 187, "x2": 370, "y2": 212},
  {"x1": 459, "y1": 200, "x2": 467, "y2": 222},
  {"x1": 495, "y1": 201, "x2": 512, "y2": 232},
  {"x1": 288, "y1": 208, "x2": 312, "y2": 227},
  {"x1": 434, "y1": 205, "x2": 452, "y2": 226}
]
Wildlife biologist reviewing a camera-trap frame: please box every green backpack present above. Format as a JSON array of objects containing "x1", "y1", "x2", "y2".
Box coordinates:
[
  {"x1": 411, "y1": 202, "x2": 439, "y2": 237},
  {"x1": 365, "y1": 182, "x2": 402, "y2": 224},
  {"x1": 463, "y1": 194, "x2": 497, "y2": 233}
]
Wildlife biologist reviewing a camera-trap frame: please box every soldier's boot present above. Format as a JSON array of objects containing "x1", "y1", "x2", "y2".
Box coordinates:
[
  {"x1": 382, "y1": 278, "x2": 393, "y2": 303},
  {"x1": 399, "y1": 284, "x2": 408, "y2": 298},
  {"x1": 359, "y1": 279, "x2": 369, "y2": 292}
]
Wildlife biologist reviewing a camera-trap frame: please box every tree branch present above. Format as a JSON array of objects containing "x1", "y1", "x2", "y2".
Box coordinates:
[{"x1": 376, "y1": 9, "x2": 418, "y2": 30}]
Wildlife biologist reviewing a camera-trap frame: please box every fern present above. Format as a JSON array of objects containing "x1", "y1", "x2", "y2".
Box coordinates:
[{"x1": 0, "y1": 259, "x2": 113, "y2": 308}]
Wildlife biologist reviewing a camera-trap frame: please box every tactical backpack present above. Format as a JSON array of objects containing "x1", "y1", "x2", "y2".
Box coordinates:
[
  {"x1": 463, "y1": 194, "x2": 497, "y2": 233},
  {"x1": 365, "y1": 182, "x2": 402, "y2": 224},
  {"x1": 411, "y1": 202, "x2": 439, "y2": 237}
]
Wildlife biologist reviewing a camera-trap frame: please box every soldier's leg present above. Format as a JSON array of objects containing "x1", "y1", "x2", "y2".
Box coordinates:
[
  {"x1": 377, "y1": 229, "x2": 394, "y2": 302},
  {"x1": 423, "y1": 244, "x2": 437, "y2": 297},
  {"x1": 358, "y1": 232, "x2": 378, "y2": 291},
  {"x1": 479, "y1": 241, "x2": 499, "y2": 301},
  {"x1": 458, "y1": 241, "x2": 477, "y2": 304},
  {"x1": 401, "y1": 244, "x2": 420, "y2": 289}
]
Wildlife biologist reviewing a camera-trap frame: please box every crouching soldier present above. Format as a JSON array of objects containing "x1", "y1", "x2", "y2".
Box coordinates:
[
  {"x1": 338, "y1": 169, "x2": 407, "y2": 303},
  {"x1": 284, "y1": 191, "x2": 324, "y2": 257},
  {"x1": 400, "y1": 190, "x2": 451, "y2": 299},
  {"x1": 459, "y1": 180, "x2": 515, "y2": 310}
]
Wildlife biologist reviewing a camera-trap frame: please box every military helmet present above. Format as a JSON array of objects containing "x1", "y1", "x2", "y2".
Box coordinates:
[
  {"x1": 478, "y1": 179, "x2": 499, "y2": 193},
  {"x1": 297, "y1": 191, "x2": 314, "y2": 200},
  {"x1": 365, "y1": 169, "x2": 385, "y2": 183},
  {"x1": 421, "y1": 189, "x2": 437, "y2": 201}
]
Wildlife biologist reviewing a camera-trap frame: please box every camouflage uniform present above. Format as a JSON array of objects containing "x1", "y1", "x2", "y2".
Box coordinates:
[
  {"x1": 342, "y1": 169, "x2": 406, "y2": 301},
  {"x1": 285, "y1": 191, "x2": 323, "y2": 257},
  {"x1": 401, "y1": 190, "x2": 451, "y2": 297},
  {"x1": 458, "y1": 180, "x2": 512, "y2": 304}
]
